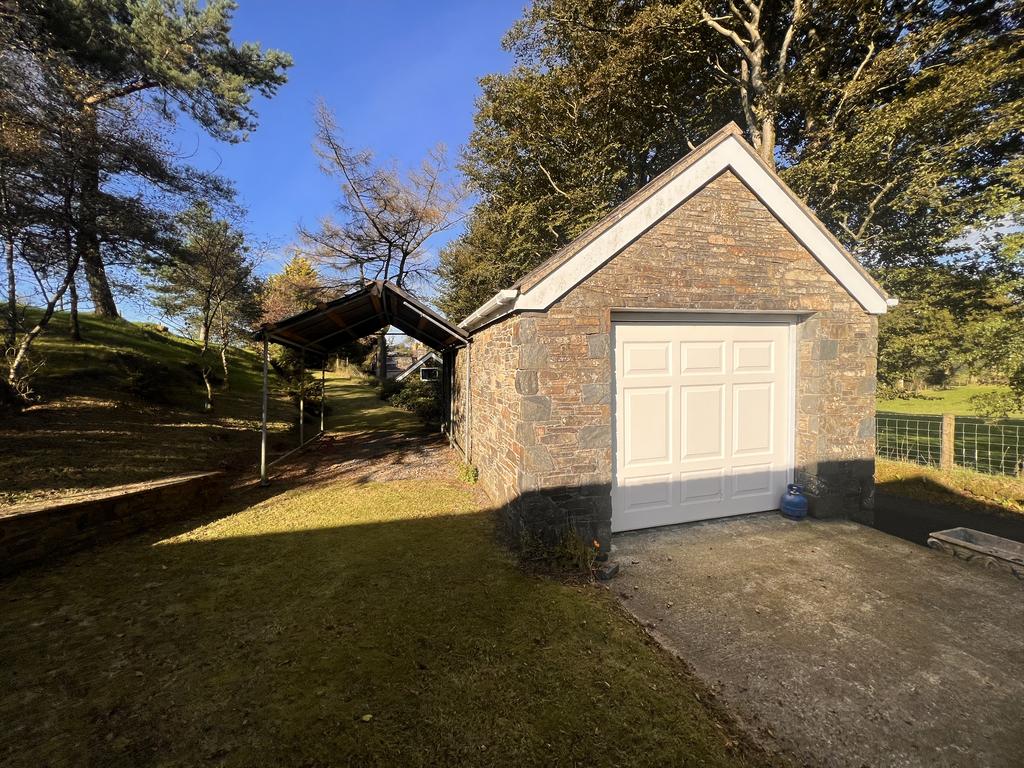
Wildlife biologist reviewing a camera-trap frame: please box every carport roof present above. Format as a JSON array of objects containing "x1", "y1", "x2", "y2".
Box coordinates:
[{"x1": 255, "y1": 280, "x2": 468, "y2": 353}]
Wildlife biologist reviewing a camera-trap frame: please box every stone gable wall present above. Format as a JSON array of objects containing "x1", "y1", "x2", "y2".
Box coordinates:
[{"x1": 457, "y1": 169, "x2": 878, "y2": 548}]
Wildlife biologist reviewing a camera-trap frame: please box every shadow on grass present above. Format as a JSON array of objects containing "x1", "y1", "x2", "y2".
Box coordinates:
[{"x1": 0, "y1": 478, "x2": 772, "y2": 768}]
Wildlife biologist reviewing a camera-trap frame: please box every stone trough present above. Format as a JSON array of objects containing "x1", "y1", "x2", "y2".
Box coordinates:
[{"x1": 927, "y1": 527, "x2": 1024, "y2": 580}]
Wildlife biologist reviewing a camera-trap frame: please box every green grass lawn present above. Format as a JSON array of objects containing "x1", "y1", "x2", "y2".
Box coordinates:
[
  {"x1": 326, "y1": 369, "x2": 425, "y2": 434},
  {"x1": 0, "y1": 311, "x2": 298, "y2": 507},
  {"x1": 0, "y1": 378, "x2": 773, "y2": 768},
  {"x1": 877, "y1": 384, "x2": 1024, "y2": 418}
]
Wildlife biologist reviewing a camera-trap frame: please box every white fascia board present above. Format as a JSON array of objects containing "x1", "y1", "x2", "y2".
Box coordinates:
[
  {"x1": 396, "y1": 351, "x2": 441, "y2": 381},
  {"x1": 459, "y1": 288, "x2": 519, "y2": 331},
  {"x1": 514, "y1": 136, "x2": 890, "y2": 316}
]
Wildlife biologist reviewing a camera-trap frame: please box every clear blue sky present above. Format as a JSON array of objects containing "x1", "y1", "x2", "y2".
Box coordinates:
[{"x1": 181, "y1": 1, "x2": 523, "y2": 277}]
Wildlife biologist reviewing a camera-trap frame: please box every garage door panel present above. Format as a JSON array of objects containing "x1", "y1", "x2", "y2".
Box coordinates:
[
  {"x1": 622, "y1": 341, "x2": 672, "y2": 377},
  {"x1": 681, "y1": 341, "x2": 724, "y2": 375},
  {"x1": 733, "y1": 340, "x2": 775, "y2": 373},
  {"x1": 619, "y1": 474, "x2": 674, "y2": 514},
  {"x1": 731, "y1": 463, "x2": 774, "y2": 498},
  {"x1": 614, "y1": 319, "x2": 792, "y2": 532},
  {"x1": 681, "y1": 385, "x2": 724, "y2": 461},
  {"x1": 732, "y1": 382, "x2": 774, "y2": 456},
  {"x1": 623, "y1": 387, "x2": 672, "y2": 466},
  {"x1": 680, "y1": 469, "x2": 724, "y2": 505}
]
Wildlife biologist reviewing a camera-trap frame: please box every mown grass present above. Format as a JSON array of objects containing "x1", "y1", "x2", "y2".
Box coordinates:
[
  {"x1": 876, "y1": 458, "x2": 1024, "y2": 516},
  {"x1": 327, "y1": 367, "x2": 426, "y2": 435},
  {"x1": 877, "y1": 384, "x2": 1024, "y2": 418},
  {"x1": 1, "y1": 311, "x2": 298, "y2": 507},
  {"x1": 0, "y1": 387, "x2": 775, "y2": 767}
]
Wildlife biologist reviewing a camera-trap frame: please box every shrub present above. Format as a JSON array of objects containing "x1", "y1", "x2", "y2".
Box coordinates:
[
  {"x1": 969, "y1": 389, "x2": 1024, "y2": 420},
  {"x1": 517, "y1": 522, "x2": 600, "y2": 578},
  {"x1": 458, "y1": 462, "x2": 478, "y2": 484},
  {"x1": 876, "y1": 382, "x2": 939, "y2": 401},
  {"x1": 381, "y1": 377, "x2": 441, "y2": 423}
]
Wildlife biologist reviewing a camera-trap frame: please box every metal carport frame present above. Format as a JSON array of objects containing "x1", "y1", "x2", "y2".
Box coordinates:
[{"x1": 253, "y1": 281, "x2": 469, "y2": 484}]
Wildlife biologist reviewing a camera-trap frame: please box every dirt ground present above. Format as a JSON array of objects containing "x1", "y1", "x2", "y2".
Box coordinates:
[{"x1": 612, "y1": 513, "x2": 1024, "y2": 768}]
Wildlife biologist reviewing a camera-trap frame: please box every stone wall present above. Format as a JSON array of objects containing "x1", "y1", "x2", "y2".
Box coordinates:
[
  {"x1": 0, "y1": 472, "x2": 227, "y2": 577},
  {"x1": 452, "y1": 318, "x2": 523, "y2": 510},
  {"x1": 461, "y1": 169, "x2": 878, "y2": 547}
]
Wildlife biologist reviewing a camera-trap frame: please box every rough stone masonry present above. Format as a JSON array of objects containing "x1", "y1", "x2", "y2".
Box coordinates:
[{"x1": 452, "y1": 170, "x2": 877, "y2": 550}]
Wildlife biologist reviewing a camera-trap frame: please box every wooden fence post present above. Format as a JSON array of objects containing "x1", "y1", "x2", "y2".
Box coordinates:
[{"x1": 940, "y1": 413, "x2": 955, "y2": 470}]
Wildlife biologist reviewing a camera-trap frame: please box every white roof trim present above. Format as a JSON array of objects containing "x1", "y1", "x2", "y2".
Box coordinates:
[
  {"x1": 458, "y1": 288, "x2": 518, "y2": 330},
  {"x1": 395, "y1": 351, "x2": 442, "y2": 381},
  {"x1": 510, "y1": 135, "x2": 888, "y2": 317}
]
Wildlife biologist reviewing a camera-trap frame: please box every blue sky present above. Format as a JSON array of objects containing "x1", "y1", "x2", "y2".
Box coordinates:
[{"x1": 180, "y1": 1, "x2": 523, "y2": 277}]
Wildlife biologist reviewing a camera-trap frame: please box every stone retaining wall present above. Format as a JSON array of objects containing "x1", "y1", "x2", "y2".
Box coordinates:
[{"x1": 0, "y1": 472, "x2": 227, "y2": 577}]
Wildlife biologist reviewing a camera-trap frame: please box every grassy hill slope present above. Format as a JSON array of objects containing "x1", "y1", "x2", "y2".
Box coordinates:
[{"x1": 1, "y1": 311, "x2": 298, "y2": 508}]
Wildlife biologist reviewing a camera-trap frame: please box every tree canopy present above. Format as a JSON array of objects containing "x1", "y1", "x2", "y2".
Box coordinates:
[
  {"x1": 297, "y1": 101, "x2": 467, "y2": 295},
  {"x1": 438, "y1": 0, "x2": 1024, "y2": 340},
  {"x1": 149, "y1": 201, "x2": 259, "y2": 410},
  {"x1": 2, "y1": 0, "x2": 290, "y2": 405},
  {"x1": 7, "y1": 0, "x2": 291, "y2": 318}
]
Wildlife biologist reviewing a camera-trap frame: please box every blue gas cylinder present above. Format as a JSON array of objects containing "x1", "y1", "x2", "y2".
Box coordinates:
[{"x1": 780, "y1": 484, "x2": 808, "y2": 520}]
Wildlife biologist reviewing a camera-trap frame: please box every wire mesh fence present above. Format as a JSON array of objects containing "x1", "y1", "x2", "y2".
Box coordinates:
[
  {"x1": 875, "y1": 414, "x2": 942, "y2": 466},
  {"x1": 876, "y1": 412, "x2": 1024, "y2": 477},
  {"x1": 954, "y1": 420, "x2": 1024, "y2": 476}
]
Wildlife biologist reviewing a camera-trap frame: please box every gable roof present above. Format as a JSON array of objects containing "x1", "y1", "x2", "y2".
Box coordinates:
[
  {"x1": 460, "y1": 123, "x2": 893, "y2": 331},
  {"x1": 256, "y1": 280, "x2": 468, "y2": 353},
  {"x1": 395, "y1": 351, "x2": 442, "y2": 381}
]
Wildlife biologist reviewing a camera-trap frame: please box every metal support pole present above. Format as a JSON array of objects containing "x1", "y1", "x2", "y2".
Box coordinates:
[
  {"x1": 299, "y1": 347, "x2": 305, "y2": 446},
  {"x1": 464, "y1": 341, "x2": 472, "y2": 463},
  {"x1": 320, "y1": 363, "x2": 326, "y2": 433},
  {"x1": 260, "y1": 335, "x2": 269, "y2": 486}
]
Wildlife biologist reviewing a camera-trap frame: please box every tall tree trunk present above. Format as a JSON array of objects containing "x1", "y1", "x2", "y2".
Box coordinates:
[
  {"x1": 758, "y1": 116, "x2": 777, "y2": 167},
  {"x1": 68, "y1": 273, "x2": 81, "y2": 341},
  {"x1": 377, "y1": 329, "x2": 387, "y2": 384},
  {"x1": 220, "y1": 341, "x2": 230, "y2": 390},
  {"x1": 7, "y1": 251, "x2": 80, "y2": 394},
  {"x1": 66, "y1": 225, "x2": 81, "y2": 341},
  {"x1": 4, "y1": 236, "x2": 16, "y2": 349},
  {"x1": 199, "y1": 320, "x2": 213, "y2": 412},
  {"x1": 77, "y1": 106, "x2": 119, "y2": 318}
]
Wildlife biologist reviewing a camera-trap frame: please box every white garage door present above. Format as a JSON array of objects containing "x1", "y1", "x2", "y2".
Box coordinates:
[{"x1": 612, "y1": 319, "x2": 792, "y2": 532}]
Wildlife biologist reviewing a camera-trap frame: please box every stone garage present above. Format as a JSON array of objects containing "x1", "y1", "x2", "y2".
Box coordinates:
[{"x1": 444, "y1": 123, "x2": 894, "y2": 551}]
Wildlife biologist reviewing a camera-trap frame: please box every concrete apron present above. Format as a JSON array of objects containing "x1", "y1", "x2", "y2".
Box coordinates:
[{"x1": 611, "y1": 513, "x2": 1024, "y2": 768}]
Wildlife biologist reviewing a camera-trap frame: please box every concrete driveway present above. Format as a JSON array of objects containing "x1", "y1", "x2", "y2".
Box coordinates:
[{"x1": 612, "y1": 514, "x2": 1024, "y2": 768}]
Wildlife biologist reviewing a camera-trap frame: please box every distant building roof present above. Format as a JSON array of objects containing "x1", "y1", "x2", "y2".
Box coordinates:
[{"x1": 396, "y1": 351, "x2": 442, "y2": 382}]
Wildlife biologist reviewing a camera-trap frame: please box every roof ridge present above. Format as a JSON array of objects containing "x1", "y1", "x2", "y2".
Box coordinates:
[{"x1": 510, "y1": 122, "x2": 747, "y2": 293}]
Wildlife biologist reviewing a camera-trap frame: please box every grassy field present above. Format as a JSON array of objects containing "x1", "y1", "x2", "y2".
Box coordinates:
[
  {"x1": 0, "y1": 311, "x2": 298, "y2": 508},
  {"x1": 877, "y1": 384, "x2": 1024, "y2": 418},
  {"x1": 0, "y1": 378, "x2": 774, "y2": 768},
  {"x1": 876, "y1": 458, "x2": 1024, "y2": 515}
]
